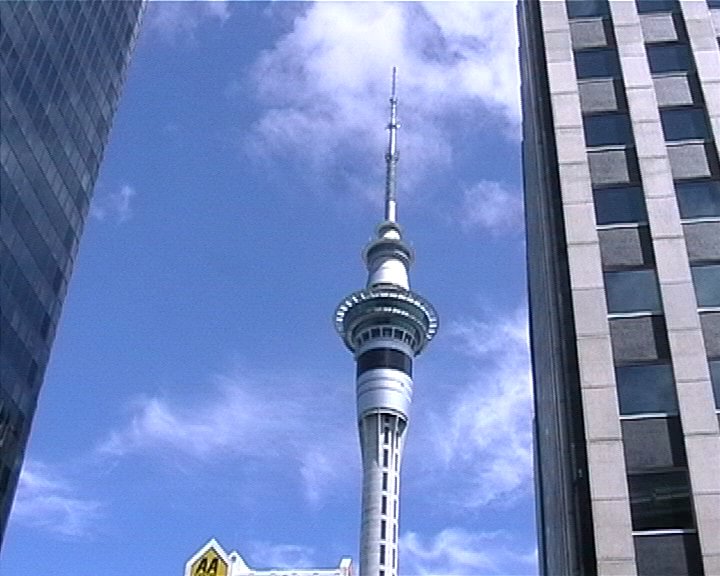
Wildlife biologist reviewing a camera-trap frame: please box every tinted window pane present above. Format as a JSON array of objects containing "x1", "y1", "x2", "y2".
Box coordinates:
[
  {"x1": 357, "y1": 348, "x2": 412, "y2": 377},
  {"x1": 605, "y1": 269, "x2": 662, "y2": 313},
  {"x1": 692, "y1": 264, "x2": 720, "y2": 307},
  {"x1": 622, "y1": 417, "x2": 686, "y2": 471},
  {"x1": 575, "y1": 49, "x2": 621, "y2": 79},
  {"x1": 635, "y1": 533, "x2": 704, "y2": 576},
  {"x1": 647, "y1": 44, "x2": 692, "y2": 74},
  {"x1": 610, "y1": 315, "x2": 670, "y2": 364},
  {"x1": 616, "y1": 363, "x2": 677, "y2": 415},
  {"x1": 710, "y1": 360, "x2": 720, "y2": 409},
  {"x1": 594, "y1": 186, "x2": 647, "y2": 224},
  {"x1": 628, "y1": 470, "x2": 694, "y2": 530},
  {"x1": 567, "y1": 0, "x2": 609, "y2": 18},
  {"x1": 676, "y1": 180, "x2": 720, "y2": 218},
  {"x1": 636, "y1": 0, "x2": 678, "y2": 13},
  {"x1": 660, "y1": 108, "x2": 708, "y2": 141},
  {"x1": 584, "y1": 113, "x2": 633, "y2": 146}
]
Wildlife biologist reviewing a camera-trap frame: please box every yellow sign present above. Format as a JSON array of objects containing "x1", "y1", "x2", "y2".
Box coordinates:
[{"x1": 191, "y1": 547, "x2": 228, "y2": 576}]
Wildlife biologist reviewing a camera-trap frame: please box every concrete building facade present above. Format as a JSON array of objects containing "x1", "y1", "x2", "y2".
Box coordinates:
[
  {"x1": 519, "y1": 0, "x2": 720, "y2": 574},
  {"x1": 0, "y1": 0, "x2": 144, "y2": 541}
]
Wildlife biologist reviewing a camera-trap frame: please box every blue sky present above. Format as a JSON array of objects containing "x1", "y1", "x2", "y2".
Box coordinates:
[{"x1": 2, "y1": 2, "x2": 534, "y2": 574}]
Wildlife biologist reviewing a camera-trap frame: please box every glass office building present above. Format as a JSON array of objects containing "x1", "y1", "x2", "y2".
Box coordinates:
[
  {"x1": 519, "y1": 0, "x2": 720, "y2": 574},
  {"x1": 0, "y1": 1, "x2": 143, "y2": 541}
]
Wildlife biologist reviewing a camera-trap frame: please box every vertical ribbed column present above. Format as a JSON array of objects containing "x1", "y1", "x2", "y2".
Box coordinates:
[
  {"x1": 539, "y1": 2, "x2": 637, "y2": 573},
  {"x1": 359, "y1": 413, "x2": 404, "y2": 576}
]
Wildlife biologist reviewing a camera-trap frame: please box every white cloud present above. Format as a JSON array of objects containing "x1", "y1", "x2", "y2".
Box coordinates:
[
  {"x1": 11, "y1": 461, "x2": 103, "y2": 538},
  {"x1": 247, "y1": 542, "x2": 317, "y2": 569},
  {"x1": 97, "y1": 368, "x2": 355, "y2": 505},
  {"x1": 246, "y1": 2, "x2": 519, "y2": 202},
  {"x1": 416, "y1": 308, "x2": 533, "y2": 508},
  {"x1": 90, "y1": 184, "x2": 136, "y2": 223},
  {"x1": 460, "y1": 180, "x2": 524, "y2": 235},
  {"x1": 146, "y1": 0, "x2": 230, "y2": 41},
  {"x1": 401, "y1": 528, "x2": 537, "y2": 576}
]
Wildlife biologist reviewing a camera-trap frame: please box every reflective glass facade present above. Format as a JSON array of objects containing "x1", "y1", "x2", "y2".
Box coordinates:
[{"x1": 0, "y1": 1, "x2": 143, "y2": 541}]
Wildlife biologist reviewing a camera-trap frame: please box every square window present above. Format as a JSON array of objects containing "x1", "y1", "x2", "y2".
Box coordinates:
[
  {"x1": 593, "y1": 186, "x2": 647, "y2": 224},
  {"x1": 634, "y1": 533, "x2": 704, "y2": 576},
  {"x1": 616, "y1": 363, "x2": 678, "y2": 415},
  {"x1": 676, "y1": 180, "x2": 720, "y2": 218},
  {"x1": 636, "y1": 0, "x2": 678, "y2": 13},
  {"x1": 622, "y1": 417, "x2": 686, "y2": 471},
  {"x1": 584, "y1": 113, "x2": 633, "y2": 146},
  {"x1": 710, "y1": 359, "x2": 720, "y2": 409},
  {"x1": 647, "y1": 44, "x2": 692, "y2": 74},
  {"x1": 691, "y1": 264, "x2": 720, "y2": 307},
  {"x1": 605, "y1": 269, "x2": 662, "y2": 313},
  {"x1": 575, "y1": 48, "x2": 621, "y2": 79},
  {"x1": 610, "y1": 315, "x2": 671, "y2": 364},
  {"x1": 660, "y1": 108, "x2": 708, "y2": 141},
  {"x1": 628, "y1": 470, "x2": 694, "y2": 530},
  {"x1": 566, "y1": 0, "x2": 609, "y2": 19}
]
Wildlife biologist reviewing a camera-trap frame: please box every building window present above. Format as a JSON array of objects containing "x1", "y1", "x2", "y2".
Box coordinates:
[
  {"x1": 676, "y1": 179, "x2": 720, "y2": 219},
  {"x1": 660, "y1": 108, "x2": 709, "y2": 141},
  {"x1": 380, "y1": 545, "x2": 385, "y2": 565},
  {"x1": 566, "y1": 0, "x2": 610, "y2": 19},
  {"x1": 610, "y1": 315, "x2": 671, "y2": 364},
  {"x1": 636, "y1": 0, "x2": 678, "y2": 13},
  {"x1": 635, "y1": 533, "x2": 704, "y2": 576},
  {"x1": 628, "y1": 470, "x2": 694, "y2": 530},
  {"x1": 692, "y1": 264, "x2": 720, "y2": 307},
  {"x1": 575, "y1": 48, "x2": 621, "y2": 79},
  {"x1": 605, "y1": 269, "x2": 662, "y2": 314},
  {"x1": 647, "y1": 44, "x2": 693, "y2": 74},
  {"x1": 382, "y1": 472, "x2": 388, "y2": 491},
  {"x1": 381, "y1": 496, "x2": 387, "y2": 515},
  {"x1": 384, "y1": 427, "x2": 390, "y2": 445},
  {"x1": 383, "y1": 449, "x2": 389, "y2": 468},
  {"x1": 357, "y1": 348, "x2": 412, "y2": 377},
  {"x1": 710, "y1": 359, "x2": 720, "y2": 409},
  {"x1": 381, "y1": 520, "x2": 386, "y2": 539},
  {"x1": 616, "y1": 363, "x2": 678, "y2": 415},
  {"x1": 622, "y1": 417, "x2": 687, "y2": 471},
  {"x1": 584, "y1": 113, "x2": 633, "y2": 147},
  {"x1": 594, "y1": 186, "x2": 647, "y2": 224}
]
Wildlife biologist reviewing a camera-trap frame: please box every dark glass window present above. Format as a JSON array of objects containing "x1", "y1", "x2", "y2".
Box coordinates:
[
  {"x1": 628, "y1": 470, "x2": 694, "y2": 530},
  {"x1": 379, "y1": 544, "x2": 385, "y2": 565},
  {"x1": 575, "y1": 49, "x2": 621, "y2": 79},
  {"x1": 584, "y1": 113, "x2": 633, "y2": 146},
  {"x1": 635, "y1": 533, "x2": 704, "y2": 576},
  {"x1": 647, "y1": 44, "x2": 693, "y2": 74},
  {"x1": 605, "y1": 269, "x2": 662, "y2": 313},
  {"x1": 660, "y1": 108, "x2": 709, "y2": 141},
  {"x1": 636, "y1": 0, "x2": 678, "y2": 12},
  {"x1": 710, "y1": 359, "x2": 720, "y2": 409},
  {"x1": 676, "y1": 180, "x2": 720, "y2": 218},
  {"x1": 692, "y1": 264, "x2": 720, "y2": 307},
  {"x1": 708, "y1": 0, "x2": 720, "y2": 8},
  {"x1": 616, "y1": 363, "x2": 678, "y2": 415},
  {"x1": 610, "y1": 315, "x2": 671, "y2": 364},
  {"x1": 357, "y1": 348, "x2": 412, "y2": 377},
  {"x1": 566, "y1": 0, "x2": 609, "y2": 18},
  {"x1": 594, "y1": 186, "x2": 647, "y2": 224}
]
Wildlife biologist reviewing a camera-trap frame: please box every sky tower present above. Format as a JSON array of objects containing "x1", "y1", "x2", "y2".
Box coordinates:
[{"x1": 335, "y1": 69, "x2": 438, "y2": 576}]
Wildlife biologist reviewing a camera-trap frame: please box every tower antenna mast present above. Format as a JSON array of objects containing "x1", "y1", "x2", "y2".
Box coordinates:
[{"x1": 385, "y1": 67, "x2": 399, "y2": 223}]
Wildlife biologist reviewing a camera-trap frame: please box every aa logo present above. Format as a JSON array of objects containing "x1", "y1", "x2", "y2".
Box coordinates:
[{"x1": 193, "y1": 552, "x2": 228, "y2": 576}]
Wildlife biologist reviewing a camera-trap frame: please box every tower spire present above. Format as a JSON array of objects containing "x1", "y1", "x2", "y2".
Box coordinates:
[{"x1": 384, "y1": 67, "x2": 399, "y2": 223}]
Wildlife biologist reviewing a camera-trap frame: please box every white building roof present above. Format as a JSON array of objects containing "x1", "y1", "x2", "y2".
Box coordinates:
[{"x1": 185, "y1": 539, "x2": 353, "y2": 576}]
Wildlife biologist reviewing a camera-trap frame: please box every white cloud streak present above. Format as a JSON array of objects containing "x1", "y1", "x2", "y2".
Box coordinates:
[
  {"x1": 246, "y1": 2, "x2": 519, "y2": 202},
  {"x1": 460, "y1": 180, "x2": 524, "y2": 235},
  {"x1": 97, "y1": 368, "x2": 355, "y2": 506},
  {"x1": 146, "y1": 0, "x2": 230, "y2": 42},
  {"x1": 401, "y1": 528, "x2": 537, "y2": 576},
  {"x1": 247, "y1": 542, "x2": 317, "y2": 570},
  {"x1": 416, "y1": 308, "x2": 533, "y2": 508},
  {"x1": 11, "y1": 461, "x2": 103, "y2": 538},
  {"x1": 90, "y1": 184, "x2": 136, "y2": 223}
]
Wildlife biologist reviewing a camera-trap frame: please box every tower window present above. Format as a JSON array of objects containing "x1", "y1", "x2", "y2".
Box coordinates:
[
  {"x1": 381, "y1": 496, "x2": 387, "y2": 514},
  {"x1": 383, "y1": 449, "x2": 389, "y2": 467},
  {"x1": 357, "y1": 348, "x2": 412, "y2": 377},
  {"x1": 382, "y1": 472, "x2": 388, "y2": 491},
  {"x1": 628, "y1": 470, "x2": 694, "y2": 530},
  {"x1": 604, "y1": 269, "x2": 662, "y2": 314},
  {"x1": 380, "y1": 545, "x2": 386, "y2": 565},
  {"x1": 381, "y1": 520, "x2": 386, "y2": 539}
]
